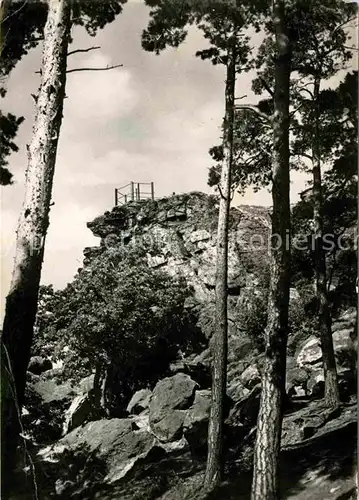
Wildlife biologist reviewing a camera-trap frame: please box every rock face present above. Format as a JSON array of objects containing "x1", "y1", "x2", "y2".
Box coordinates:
[
  {"x1": 149, "y1": 373, "x2": 198, "y2": 442},
  {"x1": 86, "y1": 192, "x2": 270, "y2": 314}
]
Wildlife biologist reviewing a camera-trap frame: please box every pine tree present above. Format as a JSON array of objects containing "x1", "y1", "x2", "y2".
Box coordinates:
[
  {"x1": 142, "y1": 1, "x2": 260, "y2": 487},
  {"x1": 250, "y1": 1, "x2": 291, "y2": 498},
  {"x1": 290, "y1": 0, "x2": 356, "y2": 407},
  {"x1": 1, "y1": 0, "x2": 127, "y2": 491}
]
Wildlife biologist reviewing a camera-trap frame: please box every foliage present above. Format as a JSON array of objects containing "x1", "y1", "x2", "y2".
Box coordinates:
[
  {"x1": 208, "y1": 107, "x2": 272, "y2": 193},
  {"x1": 0, "y1": 112, "x2": 24, "y2": 184},
  {"x1": 34, "y1": 246, "x2": 202, "y2": 396},
  {"x1": 208, "y1": 0, "x2": 357, "y2": 197}
]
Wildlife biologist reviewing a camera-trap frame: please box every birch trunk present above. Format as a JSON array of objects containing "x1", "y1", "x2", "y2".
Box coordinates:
[
  {"x1": 311, "y1": 77, "x2": 340, "y2": 408},
  {"x1": 1, "y1": 0, "x2": 71, "y2": 484},
  {"x1": 204, "y1": 42, "x2": 236, "y2": 490},
  {"x1": 251, "y1": 1, "x2": 291, "y2": 498}
]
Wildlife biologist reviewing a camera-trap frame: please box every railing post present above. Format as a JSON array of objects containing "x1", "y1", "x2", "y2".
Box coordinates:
[
  {"x1": 137, "y1": 183, "x2": 141, "y2": 201},
  {"x1": 151, "y1": 182, "x2": 154, "y2": 200},
  {"x1": 115, "y1": 188, "x2": 118, "y2": 206},
  {"x1": 131, "y1": 181, "x2": 134, "y2": 201}
]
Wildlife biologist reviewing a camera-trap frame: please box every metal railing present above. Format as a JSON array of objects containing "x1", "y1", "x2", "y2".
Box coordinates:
[{"x1": 115, "y1": 181, "x2": 155, "y2": 206}]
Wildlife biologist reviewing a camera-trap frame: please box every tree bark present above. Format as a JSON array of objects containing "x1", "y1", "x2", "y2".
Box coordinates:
[
  {"x1": 204, "y1": 41, "x2": 236, "y2": 490},
  {"x1": 311, "y1": 77, "x2": 340, "y2": 408},
  {"x1": 251, "y1": 1, "x2": 291, "y2": 499},
  {"x1": 1, "y1": 0, "x2": 71, "y2": 485}
]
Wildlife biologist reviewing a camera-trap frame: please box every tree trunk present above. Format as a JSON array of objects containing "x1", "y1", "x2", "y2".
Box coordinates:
[
  {"x1": 251, "y1": 1, "x2": 291, "y2": 499},
  {"x1": 1, "y1": 0, "x2": 71, "y2": 485},
  {"x1": 204, "y1": 42, "x2": 236, "y2": 490},
  {"x1": 311, "y1": 77, "x2": 340, "y2": 408}
]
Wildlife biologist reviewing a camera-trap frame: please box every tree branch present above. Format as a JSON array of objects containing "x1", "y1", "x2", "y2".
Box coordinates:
[
  {"x1": 67, "y1": 46, "x2": 101, "y2": 57},
  {"x1": 35, "y1": 63, "x2": 123, "y2": 75},
  {"x1": 290, "y1": 103, "x2": 305, "y2": 118},
  {"x1": 235, "y1": 104, "x2": 271, "y2": 123},
  {"x1": 66, "y1": 64, "x2": 123, "y2": 74},
  {"x1": 259, "y1": 77, "x2": 274, "y2": 97}
]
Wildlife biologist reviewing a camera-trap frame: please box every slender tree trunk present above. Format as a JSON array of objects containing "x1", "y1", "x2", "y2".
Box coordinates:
[
  {"x1": 311, "y1": 77, "x2": 340, "y2": 408},
  {"x1": 204, "y1": 41, "x2": 236, "y2": 490},
  {"x1": 1, "y1": 0, "x2": 71, "y2": 485},
  {"x1": 251, "y1": 2, "x2": 291, "y2": 499}
]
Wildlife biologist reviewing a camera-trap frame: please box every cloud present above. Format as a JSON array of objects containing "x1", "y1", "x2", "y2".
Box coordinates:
[{"x1": 64, "y1": 52, "x2": 138, "y2": 122}]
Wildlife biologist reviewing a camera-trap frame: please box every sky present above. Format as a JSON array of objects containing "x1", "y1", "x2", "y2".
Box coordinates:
[{"x1": 0, "y1": 0, "x2": 357, "y2": 319}]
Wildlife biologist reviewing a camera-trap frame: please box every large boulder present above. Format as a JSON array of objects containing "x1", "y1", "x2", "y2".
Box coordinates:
[
  {"x1": 62, "y1": 393, "x2": 97, "y2": 435},
  {"x1": 149, "y1": 373, "x2": 197, "y2": 442},
  {"x1": 240, "y1": 364, "x2": 261, "y2": 390},
  {"x1": 297, "y1": 337, "x2": 322, "y2": 367},
  {"x1": 27, "y1": 356, "x2": 53, "y2": 375},
  {"x1": 183, "y1": 390, "x2": 211, "y2": 454},
  {"x1": 127, "y1": 389, "x2": 152, "y2": 415},
  {"x1": 39, "y1": 418, "x2": 158, "y2": 490}
]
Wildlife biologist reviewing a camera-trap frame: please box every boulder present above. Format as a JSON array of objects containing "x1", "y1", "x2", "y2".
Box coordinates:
[
  {"x1": 183, "y1": 390, "x2": 211, "y2": 453},
  {"x1": 27, "y1": 356, "x2": 53, "y2": 375},
  {"x1": 29, "y1": 377, "x2": 76, "y2": 405},
  {"x1": 62, "y1": 393, "x2": 96, "y2": 435},
  {"x1": 127, "y1": 389, "x2": 152, "y2": 415},
  {"x1": 227, "y1": 384, "x2": 261, "y2": 429},
  {"x1": 240, "y1": 365, "x2": 261, "y2": 390},
  {"x1": 40, "y1": 418, "x2": 157, "y2": 486},
  {"x1": 149, "y1": 373, "x2": 197, "y2": 442},
  {"x1": 307, "y1": 370, "x2": 325, "y2": 398},
  {"x1": 297, "y1": 337, "x2": 322, "y2": 367},
  {"x1": 286, "y1": 367, "x2": 309, "y2": 397},
  {"x1": 78, "y1": 374, "x2": 95, "y2": 394}
]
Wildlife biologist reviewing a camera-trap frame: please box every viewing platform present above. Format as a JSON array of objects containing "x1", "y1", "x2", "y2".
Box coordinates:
[{"x1": 114, "y1": 181, "x2": 155, "y2": 206}]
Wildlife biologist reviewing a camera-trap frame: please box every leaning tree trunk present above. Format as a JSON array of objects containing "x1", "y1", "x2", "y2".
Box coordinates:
[
  {"x1": 204, "y1": 42, "x2": 236, "y2": 490},
  {"x1": 311, "y1": 77, "x2": 340, "y2": 408},
  {"x1": 1, "y1": 0, "x2": 71, "y2": 486},
  {"x1": 251, "y1": 1, "x2": 291, "y2": 499}
]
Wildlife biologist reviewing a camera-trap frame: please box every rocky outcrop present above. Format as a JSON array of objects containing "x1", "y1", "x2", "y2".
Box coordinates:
[{"x1": 86, "y1": 192, "x2": 270, "y2": 308}]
